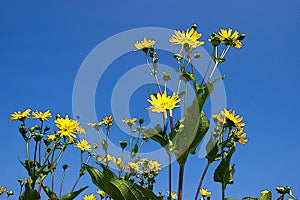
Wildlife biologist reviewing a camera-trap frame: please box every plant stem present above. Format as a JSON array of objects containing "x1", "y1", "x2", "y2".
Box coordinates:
[
  {"x1": 168, "y1": 154, "x2": 172, "y2": 200},
  {"x1": 177, "y1": 164, "x2": 185, "y2": 200},
  {"x1": 59, "y1": 170, "x2": 66, "y2": 197},
  {"x1": 32, "y1": 140, "x2": 39, "y2": 187},
  {"x1": 194, "y1": 161, "x2": 211, "y2": 200}
]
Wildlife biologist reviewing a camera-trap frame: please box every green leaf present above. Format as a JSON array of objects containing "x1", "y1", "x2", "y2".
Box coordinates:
[
  {"x1": 60, "y1": 186, "x2": 88, "y2": 200},
  {"x1": 258, "y1": 191, "x2": 272, "y2": 200},
  {"x1": 172, "y1": 98, "x2": 209, "y2": 165},
  {"x1": 206, "y1": 136, "x2": 219, "y2": 163},
  {"x1": 144, "y1": 127, "x2": 169, "y2": 148},
  {"x1": 214, "y1": 147, "x2": 236, "y2": 189},
  {"x1": 84, "y1": 164, "x2": 161, "y2": 200}
]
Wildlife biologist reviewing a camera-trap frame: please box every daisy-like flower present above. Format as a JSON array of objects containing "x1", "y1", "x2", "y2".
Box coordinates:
[
  {"x1": 169, "y1": 26, "x2": 204, "y2": 49},
  {"x1": 55, "y1": 115, "x2": 80, "y2": 140},
  {"x1": 82, "y1": 193, "x2": 96, "y2": 200},
  {"x1": 261, "y1": 190, "x2": 270, "y2": 195},
  {"x1": 128, "y1": 162, "x2": 140, "y2": 172},
  {"x1": 102, "y1": 115, "x2": 113, "y2": 129},
  {"x1": 0, "y1": 186, "x2": 6, "y2": 195},
  {"x1": 75, "y1": 139, "x2": 92, "y2": 152},
  {"x1": 167, "y1": 191, "x2": 178, "y2": 199},
  {"x1": 32, "y1": 110, "x2": 52, "y2": 121},
  {"x1": 122, "y1": 118, "x2": 137, "y2": 128},
  {"x1": 134, "y1": 37, "x2": 156, "y2": 51},
  {"x1": 220, "y1": 108, "x2": 245, "y2": 129},
  {"x1": 218, "y1": 28, "x2": 244, "y2": 49},
  {"x1": 9, "y1": 109, "x2": 31, "y2": 122},
  {"x1": 149, "y1": 160, "x2": 162, "y2": 172},
  {"x1": 146, "y1": 91, "x2": 180, "y2": 119},
  {"x1": 200, "y1": 188, "x2": 211, "y2": 196},
  {"x1": 96, "y1": 190, "x2": 105, "y2": 196}
]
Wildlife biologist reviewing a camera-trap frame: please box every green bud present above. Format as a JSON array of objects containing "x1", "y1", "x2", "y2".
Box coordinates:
[
  {"x1": 139, "y1": 118, "x2": 144, "y2": 125},
  {"x1": 162, "y1": 72, "x2": 171, "y2": 82},
  {"x1": 119, "y1": 140, "x2": 128, "y2": 150},
  {"x1": 32, "y1": 133, "x2": 44, "y2": 142},
  {"x1": 237, "y1": 34, "x2": 246, "y2": 41},
  {"x1": 19, "y1": 125, "x2": 27, "y2": 134},
  {"x1": 62, "y1": 164, "x2": 69, "y2": 170},
  {"x1": 174, "y1": 53, "x2": 183, "y2": 60},
  {"x1": 17, "y1": 178, "x2": 23, "y2": 183},
  {"x1": 155, "y1": 124, "x2": 162, "y2": 132},
  {"x1": 153, "y1": 57, "x2": 159, "y2": 63},
  {"x1": 44, "y1": 138, "x2": 51, "y2": 146},
  {"x1": 191, "y1": 23, "x2": 198, "y2": 30},
  {"x1": 193, "y1": 53, "x2": 202, "y2": 58},
  {"x1": 7, "y1": 190, "x2": 13, "y2": 196}
]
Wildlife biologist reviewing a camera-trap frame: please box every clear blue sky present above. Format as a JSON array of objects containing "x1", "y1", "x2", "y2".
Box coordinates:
[{"x1": 0, "y1": 0, "x2": 299, "y2": 199}]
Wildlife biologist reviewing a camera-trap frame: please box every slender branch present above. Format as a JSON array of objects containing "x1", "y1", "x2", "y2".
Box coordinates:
[{"x1": 194, "y1": 161, "x2": 211, "y2": 200}]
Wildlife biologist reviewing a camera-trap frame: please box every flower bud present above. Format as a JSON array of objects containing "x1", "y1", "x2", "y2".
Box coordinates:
[
  {"x1": 119, "y1": 140, "x2": 128, "y2": 150},
  {"x1": 139, "y1": 118, "x2": 144, "y2": 125},
  {"x1": 62, "y1": 164, "x2": 69, "y2": 170},
  {"x1": 7, "y1": 190, "x2": 13, "y2": 196}
]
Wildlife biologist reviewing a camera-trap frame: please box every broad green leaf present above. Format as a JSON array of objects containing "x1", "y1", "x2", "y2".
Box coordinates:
[
  {"x1": 172, "y1": 98, "x2": 209, "y2": 165},
  {"x1": 60, "y1": 186, "x2": 88, "y2": 200},
  {"x1": 242, "y1": 198, "x2": 257, "y2": 200},
  {"x1": 144, "y1": 127, "x2": 169, "y2": 148},
  {"x1": 214, "y1": 147, "x2": 236, "y2": 189},
  {"x1": 257, "y1": 191, "x2": 272, "y2": 200},
  {"x1": 84, "y1": 164, "x2": 161, "y2": 200},
  {"x1": 206, "y1": 136, "x2": 219, "y2": 163},
  {"x1": 225, "y1": 198, "x2": 238, "y2": 200}
]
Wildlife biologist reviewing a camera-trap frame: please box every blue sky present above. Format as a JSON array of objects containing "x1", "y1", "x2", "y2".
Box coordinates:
[{"x1": 0, "y1": 0, "x2": 299, "y2": 199}]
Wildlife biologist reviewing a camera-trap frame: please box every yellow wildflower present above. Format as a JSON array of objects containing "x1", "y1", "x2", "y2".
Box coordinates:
[
  {"x1": 134, "y1": 37, "x2": 156, "y2": 51},
  {"x1": 146, "y1": 91, "x2": 180, "y2": 119},
  {"x1": 32, "y1": 110, "x2": 52, "y2": 121},
  {"x1": 220, "y1": 108, "x2": 245, "y2": 129},
  {"x1": 96, "y1": 190, "x2": 105, "y2": 196},
  {"x1": 0, "y1": 186, "x2": 6, "y2": 195},
  {"x1": 219, "y1": 28, "x2": 243, "y2": 49},
  {"x1": 24, "y1": 178, "x2": 33, "y2": 185},
  {"x1": 82, "y1": 193, "x2": 96, "y2": 200},
  {"x1": 200, "y1": 188, "x2": 211, "y2": 196},
  {"x1": 237, "y1": 132, "x2": 248, "y2": 145},
  {"x1": 75, "y1": 139, "x2": 92, "y2": 152},
  {"x1": 261, "y1": 190, "x2": 270, "y2": 195},
  {"x1": 167, "y1": 191, "x2": 178, "y2": 199},
  {"x1": 149, "y1": 160, "x2": 162, "y2": 172},
  {"x1": 122, "y1": 118, "x2": 137, "y2": 127},
  {"x1": 86, "y1": 121, "x2": 103, "y2": 131},
  {"x1": 9, "y1": 109, "x2": 31, "y2": 122},
  {"x1": 169, "y1": 26, "x2": 204, "y2": 48},
  {"x1": 128, "y1": 162, "x2": 140, "y2": 171},
  {"x1": 55, "y1": 115, "x2": 78, "y2": 140}
]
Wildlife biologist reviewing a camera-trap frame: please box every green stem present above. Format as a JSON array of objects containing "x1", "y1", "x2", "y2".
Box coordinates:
[
  {"x1": 32, "y1": 140, "x2": 39, "y2": 187},
  {"x1": 59, "y1": 170, "x2": 66, "y2": 197},
  {"x1": 168, "y1": 154, "x2": 172, "y2": 200},
  {"x1": 26, "y1": 141, "x2": 30, "y2": 161}
]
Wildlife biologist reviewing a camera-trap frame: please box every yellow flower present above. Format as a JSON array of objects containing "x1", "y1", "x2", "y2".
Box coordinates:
[
  {"x1": 32, "y1": 110, "x2": 52, "y2": 121},
  {"x1": 82, "y1": 193, "x2": 96, "y2": 200},
  {"x1": 200, "y1": 188, "x2": 211, "y2": 196},
  {"x1": 219, "y1": 28, "x2": 243, "y2": 48},
  {"x1": 0, "y1": 186, "x2": 6, "y2": 195},
  {"x1": 128, "y1": 162, "x2": 140, "y2": 171},
  {"x1": 96, "y1": 190, "x2": 105, "y2": 196},
  {"x1": 149, "y1": 160, "x2": 162, "y2": 172},
  {"x1": 55, "y1": 115, "x2": 79, "y2": 140},
  {"x1": 169, "y1": 27, "x2": 204, "y2": 48},
  {"x1": 24, "y1": 178, "x2": 33, "y2": 185},
  {"x1": 75, "y1": 139, "x2": 92, "y2": 152},
  {"x1": 122, "y1": 118, "x2": 137, "y2": 127},
  {"x1": 220, "y1": 108, "x2": 245, "y2": 129},
  {"x1": 167, "y1": 191, "x2": 178, "y2": 199},
  {"x1": 9, "y1": 109, "x2": 31, "y2": 122},
  {"x1": 146, "y1": 91, "x2": 180, "y2": 119},
  {"x1": 134, "y1": 37, "x2": 156, "y2": 51},
  {"x1": 261, "y1": 190, "x2": 270, "y2": 195},
  {"x1": 86, "y1": 121, "x2": 103, "y2": 131}
]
